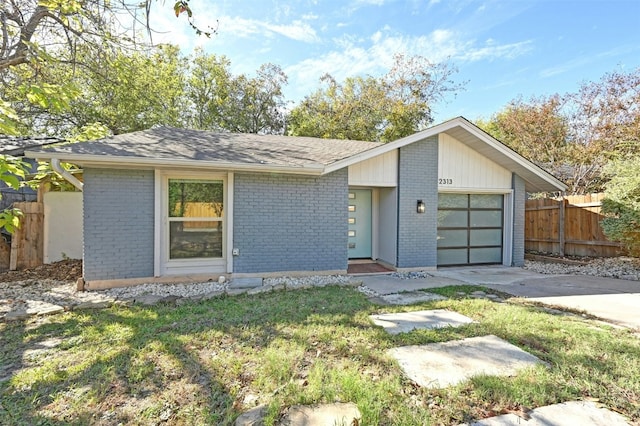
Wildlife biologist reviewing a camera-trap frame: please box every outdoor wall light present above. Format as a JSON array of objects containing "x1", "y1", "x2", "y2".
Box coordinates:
[{"x1": 417, "y1": 200, "x2": 425, "y2": 214}]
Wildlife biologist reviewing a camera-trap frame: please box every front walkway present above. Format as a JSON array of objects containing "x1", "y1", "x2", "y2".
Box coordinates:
[{"x1": 360, "y1": 266, "x2": 640, "y2": 330}]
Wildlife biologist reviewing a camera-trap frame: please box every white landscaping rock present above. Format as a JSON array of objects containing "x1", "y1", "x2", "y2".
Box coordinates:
[{"x1": 524, "y1": 257, "x2": 640, "y2": 280}]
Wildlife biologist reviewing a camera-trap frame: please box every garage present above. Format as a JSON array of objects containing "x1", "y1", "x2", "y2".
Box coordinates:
[{"x1": 437, "y1": 193, "x2": 504, "y2": 266}]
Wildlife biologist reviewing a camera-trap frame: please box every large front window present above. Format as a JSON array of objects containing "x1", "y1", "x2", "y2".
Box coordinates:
[{"x1": 168, "y1": 179, "x2": 223, "y2": 259}]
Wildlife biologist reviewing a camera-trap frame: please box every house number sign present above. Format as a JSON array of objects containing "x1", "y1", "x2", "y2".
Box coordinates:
[{"x1": 438, "y1": 178, "x2": 453, "y2": 185}]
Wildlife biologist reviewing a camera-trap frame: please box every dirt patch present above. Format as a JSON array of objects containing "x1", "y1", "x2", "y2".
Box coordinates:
[
  {"x1": 0, "y1": 259, "x2": 82, "y2": 283},
  {"x1": 525, "y1": 252, "x2": 591, "y2": 265}
]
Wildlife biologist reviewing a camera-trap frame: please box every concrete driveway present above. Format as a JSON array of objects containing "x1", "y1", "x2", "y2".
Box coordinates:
[{"x1": 360, "y1": 266, "x2": 640, "y2": 330}]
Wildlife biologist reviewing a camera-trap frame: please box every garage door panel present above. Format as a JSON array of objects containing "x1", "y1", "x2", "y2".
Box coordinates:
[
  {"x1": 470, "y1": 229, "x2": 502, "y2": 246},
  {"x1": 438, "y1": 249, "x2": 468, "y2": 265},
  {"x1": 437, "y1": 210, "x2": 468, "y2": 227},
  {"x1": 438, "y1": 193, "x2": 468, "y2": 208},
  {"x1": 470, "y1": 194, "x2": 503, "y2": 208},
  {"x1": 470, "y1": 210, "x2": 502, "y2": 227},
  {"x1": 470, "y1": 247, "x2": 502, "y2": 263},
  {"x1": 437, "y1": 229, "x2": 467, "y2": 247}
]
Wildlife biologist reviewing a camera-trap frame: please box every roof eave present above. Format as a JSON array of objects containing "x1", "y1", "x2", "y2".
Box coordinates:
[
  {"x1": 24, "y1": 151, "x2": 326, "y2": 176},
  {"x1": 323, "y1": 122, "x2": 450, "y2": 174},
  {"x1": 452, "y1": 118, "x2": 568, "y2": 192}
]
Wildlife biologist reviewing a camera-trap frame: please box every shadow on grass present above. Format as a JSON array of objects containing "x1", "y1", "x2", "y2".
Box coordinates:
[
  {"x1": 0, "y1": 286, "x2": 380, "y2": 425},
  {"x1": 1, "y1": 286, "x2": 639, "y2": 425}
]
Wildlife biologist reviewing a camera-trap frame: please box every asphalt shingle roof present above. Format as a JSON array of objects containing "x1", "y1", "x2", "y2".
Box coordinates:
[
  {"x1": 0, "y1": 136, "x2": 63, "y2": 156},
  {"x1": 31, "y1": 127, "x2": 382, "y2": 169}
]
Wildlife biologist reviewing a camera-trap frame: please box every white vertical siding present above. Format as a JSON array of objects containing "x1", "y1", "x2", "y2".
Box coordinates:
[
  {"x1": 348, "y1": 150, "x2": 398, "y2": 186},
  {"x1": 438, "y1": 133, "x2": 512, "y2": 190}
]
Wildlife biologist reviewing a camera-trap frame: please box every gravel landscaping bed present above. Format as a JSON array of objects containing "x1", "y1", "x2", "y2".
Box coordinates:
[
  {"x1": 524, "y1": 256, "x2": 640, "y2": 280},
  {"x1": 2, "y1": 257, "x2": 640, "y2": 320}
]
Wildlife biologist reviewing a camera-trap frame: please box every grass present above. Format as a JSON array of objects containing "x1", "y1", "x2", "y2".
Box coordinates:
[{"x1": 1, "y1": 285, "x2": 639, "y2": 425}]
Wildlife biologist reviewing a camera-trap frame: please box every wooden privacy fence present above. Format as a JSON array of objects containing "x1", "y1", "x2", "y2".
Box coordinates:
[
  {"x1": 9, "y1": 201, "x2": 44, "y2": 270},
  {"x1": 525, "y1": 193, "x2": 624, "y2": 257}
]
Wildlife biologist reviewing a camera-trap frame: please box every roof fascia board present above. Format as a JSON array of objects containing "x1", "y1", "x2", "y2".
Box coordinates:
[
  {"x1": 24, "y1": 151, "x2": 325, "y2": 176},
  {"x1": 455, "y1": 119, "x2": 567, "y2": 191},
  {"x1": 323, "y1": 120, "x2": 456, "y2": 174}
]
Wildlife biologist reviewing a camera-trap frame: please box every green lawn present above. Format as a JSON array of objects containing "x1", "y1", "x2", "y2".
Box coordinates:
[{"x1": 1, "y1": 285, "x2": 639, "y2": 425}]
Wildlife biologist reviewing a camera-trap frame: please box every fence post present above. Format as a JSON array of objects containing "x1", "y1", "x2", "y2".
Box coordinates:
[{"x1": 558, "y1": 196, "x2": 565, "y2": 257}]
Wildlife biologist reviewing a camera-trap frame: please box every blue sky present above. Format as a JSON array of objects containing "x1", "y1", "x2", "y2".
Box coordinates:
[{"x1": 151, "y1": 0, "x2": 640, "y2": 123}]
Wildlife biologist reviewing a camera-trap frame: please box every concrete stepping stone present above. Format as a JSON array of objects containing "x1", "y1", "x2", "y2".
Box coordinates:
[
  {"x1": 379, "y1": 291, "x2": 447, "y2": 305},
  {"x1": 388, "y1": 335, "x2": 544, "y2": 389},
  {"x1": 280, "y1": 403, "x2": 361, "y2": 426},
  {"x1": 229, "y1": 278, "x2": 263, "y2": 289},
  {"x1": 370, "y1": 309, "x2": 475, "y2": 335},
  {"x1": 460, "y1": 400, "x2": 631, "y2": 426},
  {"x1": 235, "y1": 402, "x2": 361, "y2": 426},
  {"x1": 235, "y1": 404, "x2": 267, "y2": 426},
  {"x1": 4, "y1": 301, "x2": 64, "y2": 320}
]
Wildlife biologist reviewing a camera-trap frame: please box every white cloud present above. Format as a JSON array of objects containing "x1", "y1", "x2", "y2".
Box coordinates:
[
  {"x1": 189, "y1": 15, "x2": 321, "y2": 43},
  {"x1": 285, "y1": 28, "x2": 533, "y2": 101},
  {"x1": 458, "y1": 40, "x2": 533, "y2": 62},
  {"x1": 540, "y1": 44, "x2": 639, "y2": 78},
  {"x1": 353, "y1": 0, "x2": 388, "y2": 5},
  {"x1": 265, "y1": 21, "x2": 319, "y2": 43}
]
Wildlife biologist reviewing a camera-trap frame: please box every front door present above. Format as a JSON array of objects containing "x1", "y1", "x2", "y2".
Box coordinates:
[{"x1": 348, "y1": 189, "x2": 372, "y2": 258}]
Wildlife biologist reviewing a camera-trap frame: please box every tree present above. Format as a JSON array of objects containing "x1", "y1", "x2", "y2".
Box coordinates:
[
  {"x1": 601, "y1": 155, "x2": 640, "y2": 256},
  {"x1": 477, "y1": 95, "x2": 568, "y2": 164},
  {"x1": 60, "y1": 44, "x2": 189, "y2": 134},
  {"x1": 288, "y1": 54, "x2": 462, "y2": 142},
  {"x1": 0, "y1": 0, "x2": 212, "y2": 71},
  {"x1": 0, "y1": 155, "x2": 31, "y2": 233},
  {"x1": 185, "y1": 55, "x2": 288, "y2": 134},
  {"x1": 1, "y1": 43, "x2": 189, "y2": 136},
  {"x1": 479, "y1": 68, "x2": 640, "y2": 194},
  {"x1": 218, "y1": 63, "x2": 288, "y2": 134},
  {"x1": 288, "y1": 74, "x2": 387, "y2": 141},
  {"x1": 185, "y1": 49, "x2": 232, "y2": 131},
  {"x1": 0, "y1": 0, "x2": 213, "y2": 136},
  {"x1": 566, "y1": 69, "x2": 640, "y2": 154},
  {"x1": 476, "y1": 95, "x2": 586, "y2": 193}
]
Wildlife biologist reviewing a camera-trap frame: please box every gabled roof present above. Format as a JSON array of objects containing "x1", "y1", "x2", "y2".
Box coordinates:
[
  {"x1": 26, "y1": 127, "x2": 382, "y2": 175},
  {"x1": 325, "y1": 117, "x2": 567, "y2": 193},
  {"x1": 25, "y1": 118, "x2": 567, "y2": 192}
]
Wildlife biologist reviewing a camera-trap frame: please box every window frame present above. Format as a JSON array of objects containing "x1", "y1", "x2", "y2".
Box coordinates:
[{"x1": 157, "y1": 172, "x2": 228, "y2": 275}]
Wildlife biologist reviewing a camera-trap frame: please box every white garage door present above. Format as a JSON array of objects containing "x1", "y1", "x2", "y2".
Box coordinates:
[{"x1": 437, "y1": 193, "x2": 504, "y2": 266}]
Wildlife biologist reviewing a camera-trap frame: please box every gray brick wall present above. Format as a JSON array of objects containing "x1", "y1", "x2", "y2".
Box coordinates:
[
  {"x1": 511, "y1": 173, "x2": 526, "y2": 266},
  {"x1": 397, "y1": 136, "x2": 438, "y2": 268},
  {"x1": 83, "y1": 168, "x2": 155, "y2": 280},
  {"x1": 233, "y1": 170, "x2": 348, "y2": 273}
]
